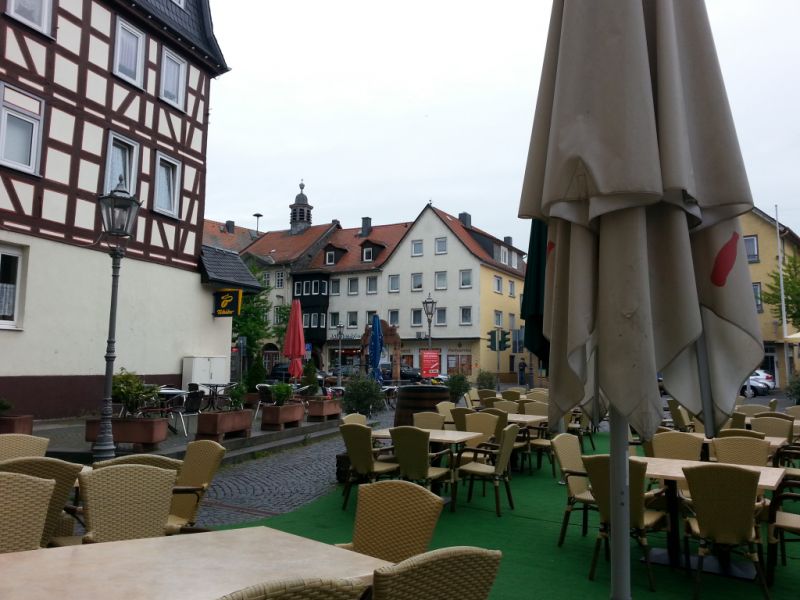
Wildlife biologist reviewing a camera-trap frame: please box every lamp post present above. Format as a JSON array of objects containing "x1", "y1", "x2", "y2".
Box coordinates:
[
  {"x1": 93, "y1": 178, "x2": 141, "y2": 461},
  {"x1": 422, "y1": 293, "x2": 436, "y2": 351},
  {"x1": 337, "y1": 323, "x2": 344, "y2": 388}
]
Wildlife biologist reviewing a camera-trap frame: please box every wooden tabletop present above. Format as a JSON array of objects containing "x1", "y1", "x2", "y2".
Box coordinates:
[
  {"x1": 507, "y1": 414, "x2": 548, "y2": 426},
  {"x1": 371, "y1": 428, "x2": 484, "y2": 444},
  {"x1": 636, "y1": 456, "x2": 785, "y2": 490},
  {"x1": 0, "y1": 527, "x2": 390, "y2": 600}
]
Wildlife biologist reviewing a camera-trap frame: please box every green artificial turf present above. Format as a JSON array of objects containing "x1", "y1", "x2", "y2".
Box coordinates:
[{"x1": 220, "y1": 433, "x2": 799, "y2": 599}]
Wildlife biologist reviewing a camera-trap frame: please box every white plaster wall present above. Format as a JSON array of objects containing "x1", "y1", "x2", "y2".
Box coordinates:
[{"x1": 0, "y1": 231, "x2": 231, "y2": 377}]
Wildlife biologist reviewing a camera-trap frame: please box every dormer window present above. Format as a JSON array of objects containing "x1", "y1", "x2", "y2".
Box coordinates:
[
  {"x1": 325, "y1": 250, "x2": 335, "y2": 265},
  {"x1": 363, "y1": 247, "x2": 373, "y2": 262},
  {"x1": 500, "y1": 246, "x2": 509, "y2": 265}
]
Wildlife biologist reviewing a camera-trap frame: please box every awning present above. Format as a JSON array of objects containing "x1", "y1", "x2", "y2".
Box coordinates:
[{"x1": 200, "y1": 245, "x2": 262, "y2": 293}]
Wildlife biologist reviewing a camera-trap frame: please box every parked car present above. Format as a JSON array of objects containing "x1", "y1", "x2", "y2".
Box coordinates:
[
  {"x1": 269, "y1": 363, "x2": 324, "y2": 387},
  {"x1": 740, "y1": 377, "x2": 769, "y2": 398},
  {"x1": 751, "y1": 369, "x2": 776, "y2": 390},
  {"x1": 399, "y1": 366, "x2": 422, "y2": 382}
]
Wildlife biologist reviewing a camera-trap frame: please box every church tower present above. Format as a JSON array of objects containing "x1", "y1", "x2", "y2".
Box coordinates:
[{"x1": 289, "y1": 180, "x2": 313, "y2": 234}]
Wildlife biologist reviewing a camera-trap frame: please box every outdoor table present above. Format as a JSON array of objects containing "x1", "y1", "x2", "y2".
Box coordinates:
[
  {"x1": 507, "y1": 414, "x2": 548, "y2": 428},
  {"x1": 371, "y1": 428, "x2": 483, "y2": 446},
  {"x1": 0, "y1": 526, "x2": 390, "y2": 599},
  {"x1": 636, "y1": 456, "x2": 785, "y2": 569},
  {"x1": 200, "y1": 382, "x2": 233, "y2": 411}
]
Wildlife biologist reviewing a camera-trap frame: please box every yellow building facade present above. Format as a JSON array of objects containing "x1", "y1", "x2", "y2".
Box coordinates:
[
  {"x1": 739, "y1": 208, "x2": 800, "y2": 387},
  {"x1": 478, "y1": 264, "x2": 526, "y2": 383}
]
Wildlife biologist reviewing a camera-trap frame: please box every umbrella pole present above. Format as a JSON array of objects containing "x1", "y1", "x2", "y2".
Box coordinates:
[
  {"x1": 695, "y1": 333, "x2": 717, "y2": 437},
  {"x1": 609, "y1": 403, "x2": 631, "y2": 600}
]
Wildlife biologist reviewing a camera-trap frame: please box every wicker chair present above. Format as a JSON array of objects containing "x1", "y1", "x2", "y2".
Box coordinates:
[
  {"x1": 500, "y1": 390, "x2": 521, "y2": 402},
  {"x1": 477, "y1": 389, "x2": 497, "y2": 402},
  {"x1": 784, "y1": 406, "x2": 800, "y2": 419},
  {"x1": 340, "y1": 423, "x2": 399, "y2": 510},
  {"x1": 65, "y1": 464, "x2": 176, "y2": 544},
  {"x1": 0, "y1": 472, "x2": 55, "y2": 553},
  {"x1": 215, "y1": 578, "x2": 368, "y2": 600},
  {"x1": 767, "y1": 485, "x2": 800, "y2": 586},
  {"x1": 480, "y1": 408, "x2": 508, "y2": 442},
  {"x1": 341, "y1": 413, "x2": 367, "y2": 426},
  {"x1": 551, "y1": 433, "x2": 596, "y2": 546},
  {"x1": 459, "y1": 412, "x2": 498, "y2": 465},
  {"x1": 584, "y1": 456, "x2": 667, "y2": 591},
  {"x1": 737, "y1": 404, "x2": 771, "y2": 417},
  {"x1": 666, "y1": 399, "x2": 694, "y2": 432},
  {"x1": 371, "y1": 546, "x2": 502, "y2": 600},
  {"x1": 454, "y1": 424, "x2": 519, "y2": 516},
  {"x1": 493, "y1": 400, "x2": 519, "y2": 414},
  {"x1": 337, "y1": 480, "x2": 443, "y2": 563},
  {"x1": 0, "y1": 457, "x2": 83, "y2": 547},
  {"x1": 718, "y1": 428, "x2": 765, "y2": 440},
  {"x1": 167, "y1": 440, "x2": 225, "y2": 533},
  {"x1": 527, "y1": 389, "x2": 549, "y2": 404},
  {"x1": 412, "y1": 412, "x2": 445, "y2": 430},
  {"x1": 0, "y1": 434, "x2": 49, "y2": 461},
  {"x1": 450, "y1": 407, "x2": 475, "y2": 432},
  {"x1": 522, "y1": 400, "x2": 548, "y2": 416},
  {"x1": 682, "y1": 464, "x2": 769, "y2": 599},
  {"x1": 651, "y1": 431, "x2": 702, "y2": 500},
  {"x1": 435, "y1": 401, "x2": 455, "y2": 429},
  {"x1": 93, "y1": 454, "x2": 183, "y2": 471},
  {"x1": 751, "y1": 416, "x2": 793, "y2": 443},
  {"x1": 713, "y1": 436, "x2": 770, "y2": 466},
  {"x1": 754, "y1": 411, "x2": 794, "y2": 422},
  {"x1": 389, "y1": 426, "x2": 452, "y2": 493}
]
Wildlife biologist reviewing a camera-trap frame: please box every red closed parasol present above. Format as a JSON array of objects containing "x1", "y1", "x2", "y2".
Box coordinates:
[{"x1": 283, "y1": 299, "x2": 305, "y2": 380}]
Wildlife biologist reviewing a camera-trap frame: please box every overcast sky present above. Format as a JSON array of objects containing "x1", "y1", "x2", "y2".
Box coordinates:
[{"x1": 204, "y1": 1, "x2": 800, "y2": 251}]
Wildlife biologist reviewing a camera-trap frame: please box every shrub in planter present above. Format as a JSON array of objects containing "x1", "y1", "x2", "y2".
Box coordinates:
[
  {"x1": 344, "y1": 376, "x2": 383, "y2": 415},
  {"x1": 112, "y1": 369, "x2": 159, "y2": 416},
  {"x1": 446, "y1": 373, "x2": 471, "y2": 403},
  {"x1": 301, "y1": 361, "x2": 319, "y2": 396},
  {"x1": 0, "y1": 397, "x2": 34, "y2": 434},
  {"x1": 271, "y1": 383, "x2": 294, "y2": 406},
  {"x1": 476, "y1": 370, "x2": 497, "y2": 391},
  {"x1": 246, "y1": 359, "x2": 267, "y2": 392},
  {"x1": 227, "y1": 383, "x2": 247, "y2": 411}
]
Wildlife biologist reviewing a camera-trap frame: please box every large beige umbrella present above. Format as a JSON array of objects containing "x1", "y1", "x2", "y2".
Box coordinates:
[{"x1": 519, "y1": 1, "x2": 762, "y2": 596}]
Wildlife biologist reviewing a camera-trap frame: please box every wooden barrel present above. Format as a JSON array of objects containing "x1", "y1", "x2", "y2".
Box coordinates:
[{"x1": 394, "y1": 385, "x2": 450, "y2": 427}]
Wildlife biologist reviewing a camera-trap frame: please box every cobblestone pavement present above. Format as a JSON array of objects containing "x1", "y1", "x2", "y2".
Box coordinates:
[{"x1": 196, "y1": 408, "x2": 396, "y2": 528}]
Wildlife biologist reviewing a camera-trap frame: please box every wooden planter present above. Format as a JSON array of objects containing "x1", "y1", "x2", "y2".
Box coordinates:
[
  {"x1": 306, "y1": 398, "x2": 342, "y2": 422},
  {"x1": 85, "y1": 418, "x2": 169, "y2": 450},
  {"x1": 261, "y1": 402, "x2": 305, "y2": 431},
  {"x1": 243, "y1": 393, "x2": 261, "y2": 410},
  {"x1": 196, "y1": 409, "x2": 253, "y2": 442},
  {"x1": 0, "y1": 414, "x2": 34, "y2": 435}
]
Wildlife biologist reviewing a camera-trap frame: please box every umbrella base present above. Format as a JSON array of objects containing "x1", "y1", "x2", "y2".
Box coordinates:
[{"x1": 647, "y1": 549, "x2": 757, "y2": 580}]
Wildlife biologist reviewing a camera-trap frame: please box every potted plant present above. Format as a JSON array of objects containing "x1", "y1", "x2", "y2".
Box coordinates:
[
  {"x1": 260, "y1": 382, "x2": 305, "y2": 430},
  {"x1": 0, "y1": 397, "x2": 34, "y2": 434},
  {"x1": 343, "y1": 376, "x2": 384, "y2": 416},
  {"x1": 446, "y1": 373, "x2": 471, "y2": 404},
  {"x1": 196, "y1": 382, "x2": 254, "y2": 442},
  {"x1": 84, "y1": 369, "x2": 168, "y2": 449},
  {"x1": 244, "y1": 359, "x2": 268, "y2": 410}
]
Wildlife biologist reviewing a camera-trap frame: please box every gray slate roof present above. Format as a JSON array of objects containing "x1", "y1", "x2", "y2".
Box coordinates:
[
  {"x1": 200, "y1": 245, "x2": 262, "y2": 292},
  {"x1": 133, "y1": 0, "x2": 228, "y2": 75}
]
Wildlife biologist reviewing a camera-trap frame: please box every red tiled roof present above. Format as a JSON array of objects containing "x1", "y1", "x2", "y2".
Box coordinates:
[
  {"x1": 242, "y1": 223, "x2": 337, "y2": 264},
  {"x1": 430, "y1": 207, "x2": 527, "y2": 278},
  {"x1": 202, "y1": 219, "x2": 259, "y2": 252},
  {"x1": 308, "y1": 222, "x2": 412, "y2": 272}
]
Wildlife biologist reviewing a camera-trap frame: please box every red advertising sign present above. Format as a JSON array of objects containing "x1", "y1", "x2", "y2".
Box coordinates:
[{"x1": 420, "y1": 350, "x2": 440, "y2": 378}]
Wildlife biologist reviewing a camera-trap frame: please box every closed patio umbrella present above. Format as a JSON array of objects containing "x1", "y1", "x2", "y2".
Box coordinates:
[
  {"x1": 369, "y1": 314, "x2": 384, "y2": 385},
  {"x1": 283, "y1": 299, "x2": 306, "y2": 381},
  {"x1": 518, "y1": 1, "x2": 763, "y2": 597}
]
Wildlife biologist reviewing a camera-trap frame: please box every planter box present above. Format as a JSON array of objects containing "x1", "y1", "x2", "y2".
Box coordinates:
[
  {"x1": 195, "y1": 410, "x2": 253, "y2": 442},
  {"x1": 261, "y1": 402, "x2": 305, "y2": 431},
  {"x1": 243, "y1": 393, "x2": 261, "y2": 410},
  {"x1": 306, "y1": 398, "x2": 342, "y2": 422},
  {"x1": 0, "y1": 414, "x2": 34, "y2": 435},
  {"x1": 85, "y1": 418, "x2": 169, "y2": 451}
]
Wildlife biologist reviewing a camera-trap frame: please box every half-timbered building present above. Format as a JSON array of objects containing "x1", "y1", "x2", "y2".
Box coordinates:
[{"x1": 0, "y1": 0, "x2": 235, "y2": 417}]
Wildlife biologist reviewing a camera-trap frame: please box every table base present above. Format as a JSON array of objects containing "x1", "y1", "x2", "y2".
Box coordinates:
[{"x1": 647, "y1": 548, "x2": 757, "y2": 580}]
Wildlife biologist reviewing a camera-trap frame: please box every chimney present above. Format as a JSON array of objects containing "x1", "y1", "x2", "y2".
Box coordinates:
[
  {"x1": 504, "y1": 236, "x2": 512, "y2": 246},
  {"x1": 225, "y1": 220, "x2": 235, "y2": 233},
  {"x1": 458, "y1": 212, "x2": 471, "y2": 227},
  {"x1": 361, "y1": 217, "x2": 372, "y2": 237}
]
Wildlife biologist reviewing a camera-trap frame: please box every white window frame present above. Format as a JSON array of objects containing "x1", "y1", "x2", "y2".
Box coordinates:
[
  {"x1": 459, "y1": 306, "x2": 472, "y2": 325},
  {"x1": 303, "y1": 281, "x2": 311, "y2": 295},
  {"x1": 275, "y1": 271, "x2": 285, "y2": 289},
  {"x1": 114, "y1": 19, "x2": 146, "y2": 88},
  {"x1": 435, "y1": 237, "x2": 447, "y2": 254},
  {"x1": 7, "y1": 0, "x2": 52, "y2": 35},
  {"x1": 348, "y1": 277, "x2": 359, "y2": 295},
  {"x1": 153, "y1": 151, "x2": 181, "y2": 218},
  {"x1": 500, "y1": 246, "x2": 509, "y2": 265},
  {"x1": 294, "y1": 281, "x2": 302, "y2": 296},
  {"x1": 493, "y1": 275, "x2": 502, "y2": 294},
  {"x1": 302, "y1": 313, "x2": 310, "y2": 328},
  {"x1": 388, "y1": 274, "x2": 400, "y2": 293},
  {"x1": 0, "y1": 244, "x2": 23, "y2": 329},
  {"x1": 744, "y1": 235, "x2": 759, "y2": 263},
  {"x1": 329, "y1": 312, "x2": 340, "y2": 327},
  {"x1": 459, "y1": 269, "x2": 472, "y2": 289},
  {"x1": 0, "y1": 83, "x2": 43, "y2": 175},
  {"x1": 363, "y1": 247, "x2": 373, "y2": 262},
  {"x1": 319, "y1": 313, "x2": 326, "y2": 328},
  {"x1": 411, "y1": 308, "x2": 423, "y2": 327},
  {"x1": 320, "y1": 280, "x2": 328, "y2": 295},
  {"x1": 434, "y1": 271, "x2": 447, "y2": 290},
  {"x1": 411, "y1": 240, "x2": 423, "y2": 256},
  {"x1": 330, "y1": 278, "x2": 340, "y2": 295},
  {"x1": 388, "y1": 309, "x2": 399, "y2": 326},
  {"x1": 312, "y1": 280, "x2": 319, "y2": 295},
  {"x1": 509, "y1": 280, "x2": 516, "y2": 298},
  {"x1": 411, "y1": 273, "x2": 423, "y2": 292},
  {"x1": 511, "y1": 252, "x2": 518, "y2": 269},
  {"x1": 347, "y1": 311, "x2": 358, "y2": 328},
  {"x1": 310, "y1": 313, "x2": 319, "y2": 328},
  {"x1": 325, "y1": 250, "x2": 335, "y2": 265},
  {"x1": 160, "y1": 47, "x2": 187, "y2": 110},
  {"x1": 366, "y1": 275, "x2": 378, "y2": 294},
  {"x1": 434, "y1": 307, "x2": 446, "y2": 326},
  {"x1": 104, "y1": 131, "x2": 139, "y2": 194},
  {"x1": 494, "y1": 310, "x2": 503, "y2": 327}
]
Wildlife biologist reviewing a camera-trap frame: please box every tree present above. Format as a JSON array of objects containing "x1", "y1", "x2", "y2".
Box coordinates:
[
  {"x1": 232, "y1": 268, "x2": 272, "y2": 369},
  {"x1": 761, "y1": 254, "x2": 800, "y2": 330},
  {"x1": 271, "y1": 304, "x2": 292, "y2": 348}
]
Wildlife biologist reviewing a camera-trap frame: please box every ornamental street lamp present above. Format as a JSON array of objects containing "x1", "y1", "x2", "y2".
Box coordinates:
[
  {"x1": 337, "y1": 323, "x2": 345, "y2": 388},
  {"x1": 422, "y1": 293, "x2": 436, "y2": 351},
  {"x1": 93, "y1": 177, "x2": 141, "y2": 461}
]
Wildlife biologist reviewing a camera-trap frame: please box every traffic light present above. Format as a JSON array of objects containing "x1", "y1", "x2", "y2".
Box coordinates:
[
  {"x1": 486, "y1": 330, "x2": 497, "y2": 351},
  {"x1": 498, "y1": 329, "x2": 510, "y2": 351}
]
